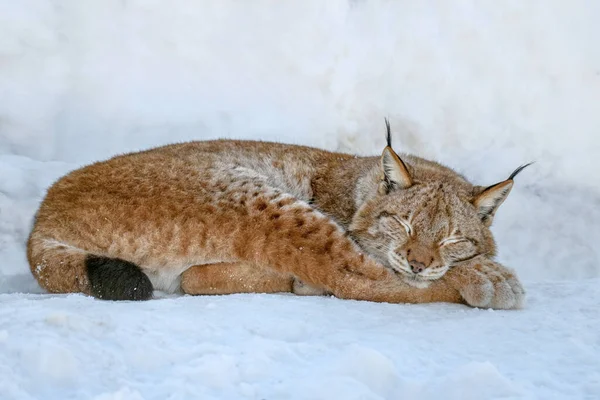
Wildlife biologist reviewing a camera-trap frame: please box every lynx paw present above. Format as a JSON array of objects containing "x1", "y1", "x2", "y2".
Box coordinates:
[
  {"x1": 447, "y1": 259, "x2": 526, "y2": 310},
  {"x1": 292, "y1": 278, "x2": 328, "y2": 296}
]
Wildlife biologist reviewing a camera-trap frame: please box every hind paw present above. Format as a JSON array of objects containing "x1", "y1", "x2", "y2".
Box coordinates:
[{"x1": 292, "y1": 278, "x2": 328, "y2": 296}]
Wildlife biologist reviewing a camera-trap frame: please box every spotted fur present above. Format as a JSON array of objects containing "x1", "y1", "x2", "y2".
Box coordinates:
[{"x1": 28, "y1": 135, "x2": 527, "y2": 308}]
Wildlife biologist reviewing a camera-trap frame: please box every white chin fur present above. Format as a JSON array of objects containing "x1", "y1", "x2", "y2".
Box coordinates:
[{"x1": 403, "y1": 278, "x2": 431, "y2": 289}]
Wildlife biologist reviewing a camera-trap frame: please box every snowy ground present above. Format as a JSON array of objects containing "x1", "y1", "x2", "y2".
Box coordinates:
[
  {"x1": 1, "y1": 281, "x2": 599, "y2": 400},
  {"x1": 1, "y1": 1, "x2": 600, "y2": 399}
]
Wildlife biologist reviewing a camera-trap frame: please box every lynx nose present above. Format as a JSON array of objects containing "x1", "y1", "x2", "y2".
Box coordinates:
[{"x1": 409, "y1": 260, "x2": 426, "y2": 274}]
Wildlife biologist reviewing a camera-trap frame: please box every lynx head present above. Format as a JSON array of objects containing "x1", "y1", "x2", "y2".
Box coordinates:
[{"x1": 349, "y1": 119, "x2": 531, "y2": 288}]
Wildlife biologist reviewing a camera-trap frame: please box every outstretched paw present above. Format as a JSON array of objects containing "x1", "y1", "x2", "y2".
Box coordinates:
[{"x1": 445, "y1": 258, "x2": 526, "y2": 310}]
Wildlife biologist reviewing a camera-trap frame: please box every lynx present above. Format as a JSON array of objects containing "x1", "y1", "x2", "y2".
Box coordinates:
[{"x1": 28, "y1": 122, "x2": 528, "y2": 309}]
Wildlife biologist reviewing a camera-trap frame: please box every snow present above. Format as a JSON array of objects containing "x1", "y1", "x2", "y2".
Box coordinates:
[
  {"x1": 1, "y1": 1, "x2": 599, "y2": 399},
  {"x1": 1, "y1": 282, "x2": 599, "y2": 399}
]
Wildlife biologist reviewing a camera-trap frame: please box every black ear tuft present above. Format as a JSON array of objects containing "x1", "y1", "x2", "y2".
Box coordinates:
[
  {"x1": 384, "y1": 118, "x2": 392, "y2": 148},
  {"x1": 508, "y1": 162, "x2": 534, "y2": 180}
]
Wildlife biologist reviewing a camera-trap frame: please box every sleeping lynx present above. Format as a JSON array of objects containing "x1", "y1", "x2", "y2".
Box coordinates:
[{"x1": 28, "y1": 122, "x2": 528, "y2": 309}]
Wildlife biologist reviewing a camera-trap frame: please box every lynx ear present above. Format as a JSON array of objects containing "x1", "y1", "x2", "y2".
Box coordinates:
[
  {"x1": 473, "y1": 163, "x2": 533, "y2": 226},
  {"x1": 379, "y1": 118, "x2": 412, "y2": 194}
]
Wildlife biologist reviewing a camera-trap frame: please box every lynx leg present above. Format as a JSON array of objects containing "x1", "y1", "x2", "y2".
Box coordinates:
[
  {"x1": 218, "y1": 178, "x2": 466, "y2": 304},
  {"x1": 28, "y1": 236, "x2": 91, "y2": 295},
  {"x1": 181, "y1": 262, "x2": 294, "y2": 295},
  {"x1": 234, "y1": 186, "x2": 522, "y2": 309}
]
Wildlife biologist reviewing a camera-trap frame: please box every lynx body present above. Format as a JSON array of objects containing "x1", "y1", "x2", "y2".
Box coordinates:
[{"x1": 28, "y1": 132, "x2": 526, "y2": 309}]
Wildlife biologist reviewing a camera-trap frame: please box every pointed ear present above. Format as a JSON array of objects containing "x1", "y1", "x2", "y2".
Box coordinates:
[
  {"x1": 379, "y1": 118, "x2": 412, "y2": 194},
  {"x1": 473, "y1": 162, "x2": 533, "y2": 226},
  {"x1": 473, "y1": 180, "x2": 514, "y2": 226}
]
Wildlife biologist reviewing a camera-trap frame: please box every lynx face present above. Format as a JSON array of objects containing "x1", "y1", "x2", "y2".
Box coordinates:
[
  {"x1": 350, "y1": 183, "x2": 496, "y2": 288},
  {"x1": 349, "y1": 120, "x2": 529, "y2": 288}
]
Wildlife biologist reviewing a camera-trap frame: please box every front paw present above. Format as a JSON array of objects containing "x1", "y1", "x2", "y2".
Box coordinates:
[{"x1": 445, "y1": 258, "x2": 526, "y2": 310}]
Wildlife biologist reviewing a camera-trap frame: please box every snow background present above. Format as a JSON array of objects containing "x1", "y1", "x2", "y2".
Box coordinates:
[{"x1": 0, "y1": 1, "x2": 599, "y2": 399}]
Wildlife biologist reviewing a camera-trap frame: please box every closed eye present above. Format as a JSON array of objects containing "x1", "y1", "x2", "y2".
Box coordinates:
[
  {"x1": 377, "y1": 212, "x2": 413, "y2": 237},
  {"x1": 438, "y1": 237, "x2": 480, "y2": 265},
  {"x1": 450, "y1": 253, "x2": 481, "y2": 265},
  {"x1": 394, "y1": 217, "x2": 412, "y2": 235},
  {"x1": 439, "y1": 237, "x2": 469, "y2": 246}
]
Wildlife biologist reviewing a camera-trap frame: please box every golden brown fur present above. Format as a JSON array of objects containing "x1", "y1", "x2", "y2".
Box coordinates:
[{"x1": 28, "y1": 136, "x2": 526, "y2": 308}]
